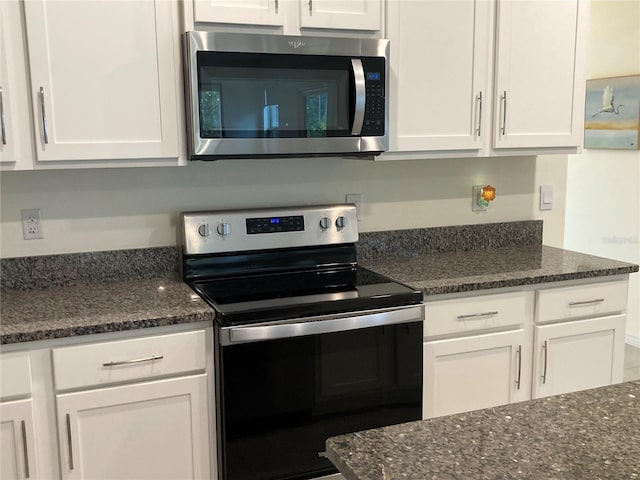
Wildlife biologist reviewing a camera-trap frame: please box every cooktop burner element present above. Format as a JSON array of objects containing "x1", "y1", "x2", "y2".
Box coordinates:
[{"x1": 181, "y1": 205, "x2": 423, "y2": 326}]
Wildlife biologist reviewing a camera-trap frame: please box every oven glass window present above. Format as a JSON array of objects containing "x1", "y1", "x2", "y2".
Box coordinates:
[
  {"x1": 219, "y1": 322, "x2": 422, "y2": 480},
  {"x1": 197, "y1": 52, "x2": 351, "y2": 139}
]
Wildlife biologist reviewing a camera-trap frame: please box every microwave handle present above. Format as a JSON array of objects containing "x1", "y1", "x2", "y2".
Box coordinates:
[{"x1": 350, "y1": 59, "x2": 366, "y2": 135}]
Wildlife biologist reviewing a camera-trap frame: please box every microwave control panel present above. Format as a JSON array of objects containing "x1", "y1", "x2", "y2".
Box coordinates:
[{"x1": 362, "y1": 57, "x2": 386, "y2": 137}]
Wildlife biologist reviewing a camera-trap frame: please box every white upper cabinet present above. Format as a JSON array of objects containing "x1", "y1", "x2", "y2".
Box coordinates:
[
  {"x1": 23, "y1": 0, "x2": 180, "y2": 162},
  {"x1": 299, "y1": 0, "x2": 381, "y2": 31},
  {"x1": 386, "y1": 0, "x2": 588, "y2": 157},
  {"x1": 387, "y1": 0, "x2": 492, "y2": 153},
  {"x1": 192, "y1": 0, "x2": 381, "y2": 33},
  {"x1": 194, "y1": 0, "x2": 285, "y2": 27},
  {"x1": 0, "y1": 1, "x2": 33, "y2": 170},
  {"x1": 493, "y1": 0, "x2": 586, "y2": 150}
]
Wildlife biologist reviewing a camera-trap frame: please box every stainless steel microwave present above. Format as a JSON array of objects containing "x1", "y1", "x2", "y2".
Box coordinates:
[{"x1": 183, "y1": 31, "x2": 389, "y2": 160}]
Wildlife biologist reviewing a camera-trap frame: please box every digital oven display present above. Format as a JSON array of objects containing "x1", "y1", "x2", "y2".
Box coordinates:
[{"x1": 246, "y1": 215, "x2": 304, "y2": 234}]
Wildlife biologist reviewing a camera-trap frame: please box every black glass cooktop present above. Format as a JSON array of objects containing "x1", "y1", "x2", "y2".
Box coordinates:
[{"x1": 189, "y1": 266, "x2": 423, "y2": 326}]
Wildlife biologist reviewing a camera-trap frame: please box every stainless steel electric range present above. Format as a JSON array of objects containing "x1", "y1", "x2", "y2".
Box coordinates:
[{"x1": 181, "y1": 205, "x2": 424, "y2": 480}]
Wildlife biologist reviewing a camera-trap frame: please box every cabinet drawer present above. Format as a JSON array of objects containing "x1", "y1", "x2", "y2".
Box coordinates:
[
  {"x1": 536, "y1": 281, "x2": 628, "y2": 324},
  {"x1": 52, "y1": 330, "x2": 207, "y2": 391},
  {"x1": 0, "y1": 352, "x2": 32, "y2": 400},
  {"x1": 424, "y1": 292, "x2": 529, "y2": 338}
]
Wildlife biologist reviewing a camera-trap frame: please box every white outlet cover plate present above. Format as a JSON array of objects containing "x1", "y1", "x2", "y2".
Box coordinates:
[{"x1": 21, "y1": 208, "x2": 44, "y2": 239}]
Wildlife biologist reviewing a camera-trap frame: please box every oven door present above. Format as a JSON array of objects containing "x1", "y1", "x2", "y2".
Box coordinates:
[{"x1": 216, "y1": 306, "x2": 423, "y2": 480}]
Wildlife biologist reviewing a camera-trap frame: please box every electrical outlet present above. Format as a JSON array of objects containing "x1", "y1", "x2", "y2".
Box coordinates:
[
  {"x1": 21, "y1": 209, "x2": 44, "y2": 240},
  {"x1": 472, "y1": 186, "x2": 486, "y2": 212},
  {"x1": 346, "y1": 193, "x2": 362, "y2": 220}
]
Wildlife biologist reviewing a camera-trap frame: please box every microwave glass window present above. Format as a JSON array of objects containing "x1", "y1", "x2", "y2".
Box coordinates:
[
  {"x1": 197, "y1": 52, "x2": 350, "y2": 139},
  {"x1": 199, "y1": 84, "x2": 222, "y2": 138},
  {"x1": 304, "y1": 89, "x2": 328, "y2": 137}
]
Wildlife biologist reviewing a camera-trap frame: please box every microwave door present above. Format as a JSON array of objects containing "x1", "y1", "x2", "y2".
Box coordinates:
[{"x1": 350, "y1": 59, "x2": 365, "y2": 136}]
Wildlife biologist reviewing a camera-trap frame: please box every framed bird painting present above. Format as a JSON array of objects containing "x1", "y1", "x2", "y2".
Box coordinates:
[{"x1": 584, "y1": 74, "x2": 640, "y2": 149}]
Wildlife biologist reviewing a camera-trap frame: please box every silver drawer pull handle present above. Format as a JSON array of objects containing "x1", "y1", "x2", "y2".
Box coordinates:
[
  {"x1": 515, "y1": 345, "x2": 522, "y2": 390},
  {"x1": 541, "y1": 340, "x2": 548, "y2": 384},
  {"x1": 475, "y1": 91, "x2": 483, "y2": 137},
  {"x1": 21, "y1": 420, "x2": 30, "y2": 478},
  {"x1": 102, "y1": 355, "x2": 164, "y2": 367},
  {"x1": 568, "y1": 298, "x2": 605, "y2": 307},
  {"x1": 0, "y1": 86, "x2": 6, "y2": 145},
  {"x1": 501, "y1": 90, "x2": 507, "y2": 135},
  {"x1": 39, "y1": 87, "x2": 49, "y2": 144},
  {"x1": 456, "y1": 311, "x2": 498, "y2": 320},
  {"x1": 66, "y1": 414, "x2": 74, "y2": 470}
]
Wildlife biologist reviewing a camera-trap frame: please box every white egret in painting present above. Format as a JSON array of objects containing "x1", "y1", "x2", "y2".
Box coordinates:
[{"x1": 592, "y1": 85, "x2": 624, "y2": 117}]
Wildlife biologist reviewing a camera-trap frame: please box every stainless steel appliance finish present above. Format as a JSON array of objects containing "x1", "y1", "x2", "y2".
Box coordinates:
[
  {"x1": 184, "y1": 32, "x2": 389, "y2": 160},
  {"x1": 181, "y1": 205, "x2": 423, "y2": 480}
]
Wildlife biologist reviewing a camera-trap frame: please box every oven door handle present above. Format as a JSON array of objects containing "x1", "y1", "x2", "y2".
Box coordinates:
[{"x1": 222, "y1": 304, "x2": 424, "y2": 345}]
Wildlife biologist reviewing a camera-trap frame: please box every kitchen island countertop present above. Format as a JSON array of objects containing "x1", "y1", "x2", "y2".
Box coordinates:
[{"x1": 326, "y1": 380, "x2": 640, "y2": 480}]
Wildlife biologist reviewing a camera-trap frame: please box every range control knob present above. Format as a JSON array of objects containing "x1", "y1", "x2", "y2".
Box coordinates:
[
  {"x1": 319, "y1": 217, "x2": 331, "y2": 230},
  {"x1": 216, "y1": 222, "x2": 231, "y2": 236},
  {"x1": 197, "y1": 224, "x2": 211, "y2": 237},
  {"x1": 335, "y1": 216, "x2": 347, "y2": 229}
]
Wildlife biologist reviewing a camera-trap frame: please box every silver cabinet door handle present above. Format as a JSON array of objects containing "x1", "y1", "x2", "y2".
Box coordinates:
[
  {"x1": 475, "y1": 91, "x2": 483, "y2": 137},
  {"x1": 274, "y1": 0, "x2": 278, "y2": 13},
  {"x1": 39, "y1": 87, "x2": 49, "y2": 144},
  {"x1": 102, "y1": 355, "x2": 163, "y2": 367},
  {"x1": 515, "y1": 345, "x2": 522, "y2": 390},
  {"x1": 568, "y1": 298, "x2": 605, "y2": 306},
  {"x1": 501, "y1": 90, "x2": 507, "y2": 135},
  {"x1": 66, "y1": 413, "x2": 74, "y2": 470},
  {"x1": 21, "y1": 420, "x2": 30, "y2": 478},
  {"x1": 350, "y1": 58, "x2": 365, "y2": 135},
  {"x1": 456, "y1": 311, "x2": 498, "y2": 320},
  {"x1": 0, "y1": 86, "x2": 6, "y2": 145},
  {"x1": 541, "y1": 340, "x2": 548, "y2": 384},
  {"x1": 308, "y1": 0, "x2": 312, "y2": 15}
]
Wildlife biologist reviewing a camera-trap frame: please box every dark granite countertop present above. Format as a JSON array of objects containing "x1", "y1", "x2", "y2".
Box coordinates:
[
  {"x1": 361, "y1": 245, "x2": 638, "y2": 296},
  {"x1": 0, "y1": 278, "x2": 214, "y2": 345},
  {"x1": 0, "y1": 223, "x2": 636, "y2": 345},
  {"x1": 326, "y1": 381, "x2": 640, "y2": 480}
]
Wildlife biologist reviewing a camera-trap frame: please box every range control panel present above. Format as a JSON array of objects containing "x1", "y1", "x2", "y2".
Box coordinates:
[{"x1": 182, "y1": 204, "x2": 358, "y2": 255}]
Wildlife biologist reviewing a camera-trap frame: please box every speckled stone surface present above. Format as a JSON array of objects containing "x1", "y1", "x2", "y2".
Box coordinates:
[
  {"x1": 0, "y1": 278, "x2": 213, "y2": 344},
  {"x1": 361, "y1": 245, "x2": 638, "y2": 296},
  {"x1": 326, "y1": 381, "x2": 640, "y2": 480},
  {"x1": 0, "y1": 247, "x2": 180, "y2": 291},
  {"x1": 357, "y1": 221, "x2": 543, "y2": 260}
]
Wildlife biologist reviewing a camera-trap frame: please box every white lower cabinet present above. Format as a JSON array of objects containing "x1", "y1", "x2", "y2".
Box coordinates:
[
  {"x1": 423, "y1": 278, "x2": 630, "y2": 419},
  {"x1": 0, "y1": 398, "x2": 38, "y2": 480},
  {"x1": 532, "y1": 314, "x2": 626, "y2": 399},
  {"x1": 0, "y1": 326, "x2": 213, "y2": 480},
  {"x1": 56, "y1": 375, "x2": 209, "y2": 480},
  {"x1": 0, "y1": 352, "x2": 38, "y2": 480},
  {"x1": 424, "y1": 329, "x2": 530, "y2": 418}
]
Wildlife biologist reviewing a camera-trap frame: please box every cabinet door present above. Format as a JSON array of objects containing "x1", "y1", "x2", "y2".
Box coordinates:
[
  {"x1": 300, "y1": 0, "x2": 381, "y2": 31},
  {"x1": 23, "y1": 0, "x2": 179, "y2": 162},
  {"x1": 0, "y1": 399, "x2": 38, "y2": 480},
  {"x1": 386, "y1": 0, "x2": 492, "y2": 153},
  {"x1": 493, "y1": 0, "x2": 586, "y2": 149},
  {"x1": 193, "y1": 0, "x2": 284, "y2": 26},
  {"x1": 56, "y1": 375, "x2": 210, "y2": 480},
  {"x1": 533, "y1": 314, "x2": 626, "y2": 399},
  {"x1": 0, "y1": 1, "x2": 33, "y2": 169},
  {"x1": 423, "y1": 330, "x2": 530, "y2": 419}
]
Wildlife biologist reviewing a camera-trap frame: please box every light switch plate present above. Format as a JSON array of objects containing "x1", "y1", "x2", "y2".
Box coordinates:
[
  {"x1": 346, "y1": 194, "x2": 362, "y2": 220},
  {"x1": 540, "y1": 185, "x2": 553, "y2": 211}
]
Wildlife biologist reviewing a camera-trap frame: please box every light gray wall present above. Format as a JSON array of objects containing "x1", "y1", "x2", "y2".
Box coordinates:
[
  {"x1": 565, "y1": 0, "x2": 640, "y2": 344},
  {"x1": 0, "y1": 154, "x2": 564, "y2": 258}
]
